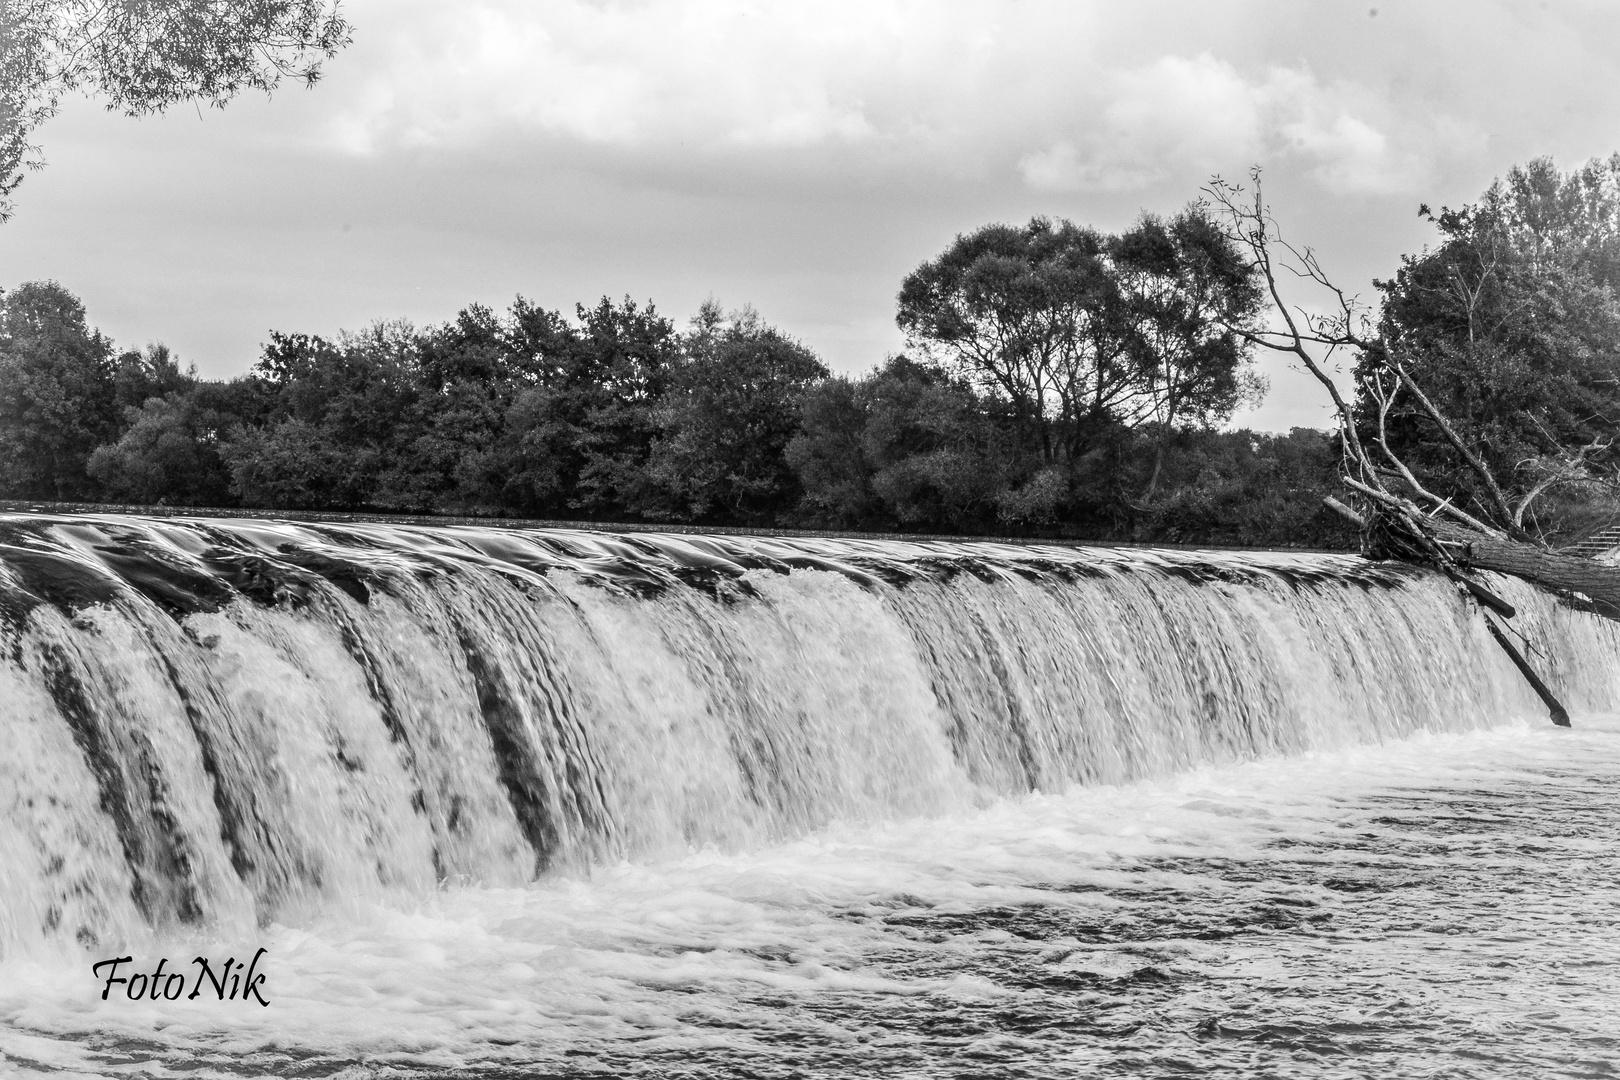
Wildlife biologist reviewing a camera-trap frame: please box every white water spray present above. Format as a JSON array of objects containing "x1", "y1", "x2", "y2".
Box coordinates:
[{"x1": 1, "y1": 514, "x2": 1616, "y2": 960}]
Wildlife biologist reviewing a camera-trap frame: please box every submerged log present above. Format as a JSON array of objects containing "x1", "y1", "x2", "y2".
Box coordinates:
[
  {"x1": 1479, "y1": 611, "x2": 1572, "y2": 727},
  {"x1": 1443, "y1": 569, "x2": 1517, "y2": 620}
]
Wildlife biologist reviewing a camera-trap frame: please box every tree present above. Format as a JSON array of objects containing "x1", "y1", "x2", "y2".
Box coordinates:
[
  {"x1": 498, "y1": 297, "x2": 680, "y2": 518},
  {"x1": 0, "y1": 280, "x2": 117, "y2": 498},
  {"x1": 221, "y1": 417, "x2": 363, "y2": 509},
  {"x1": 784, "y1": 375, "x2": 881, "y2": 529},
  {"x1": 634, "y1": 302, "x2": 829, "y2": 524},
  {"x1": 112, "y1": 342, "x2": 193, "y2": 412},
  {"x1": 403, "y1": 305, "x2": 521, "y2": 513},
  {"x1": 566, "y1": 297, "x2": 681, "y2": 516},
  {"x1": 897, "y1": 217, "x2": 1120, "y2": 464},
  {"x1": 208, "y1": 295, "x2": 683, "y2": 517},
  {"x1": 896, "y1": 209, "x2": 1263, "y2": 471},
  {"x1": 221, "y1": 324, "x2": 420, "y2": 510},
  {"x1": 786, "y1": 356, "x2": 1022, "y2": 534},
  {"x1": 87, "y1": 393, "x2": 233, "y2": 506},
  {"x1": 1373, "y1": 155, "x2": 1620, "y2": 533},
  {"x1": 1110, "y1": 209, "x2": 1266, "y2": 494},
  {"x1": 860, "y1": 357, "x2": 1021, "y2": 530},
  {"x1": 1, "y1": 0, "x2": 351, "y2": 221},
  {"x1": 1204, "y1": 166, "x2": 1620, "y2": 727}
]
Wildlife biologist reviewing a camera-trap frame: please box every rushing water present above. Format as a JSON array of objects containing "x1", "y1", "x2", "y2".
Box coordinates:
[{"x1": 0, "y1": 514, "x2": 1616, "y2": 1078}]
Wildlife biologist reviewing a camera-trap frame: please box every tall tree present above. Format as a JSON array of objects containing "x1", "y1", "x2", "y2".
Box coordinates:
[
  {"x1": 635, "y1": 303, "x2": 829, "y2": 525},
  {"x1": 499, "y1": 297, "x2": 680, "y2": 518},
  {"x1": 1, "y1": 0, "x2": 351, "y2": 221},
  {"x1": 1110, "y1": 209, "x2": 1266, "y2": 493},
  {"x1": 0, "y1": 280, "x2": 117, "y2": 498},
  {"x1": 1112, "y1": 209, "x2": 1266, "y2": 430},
  {"x1": 1374, "y1": 154, "x2": 1620, "y2": 531},
  {"x1": 897, "y1": 217, "x2": 1120, "y2": 464},
  {"x1": 896, "y1": 209, "x2": 1262, "y2": 470}
]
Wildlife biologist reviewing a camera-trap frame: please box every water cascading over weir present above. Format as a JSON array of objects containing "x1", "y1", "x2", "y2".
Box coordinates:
[{"x1": 2, "y1": 514, "x2": 1616, "y2": 956}]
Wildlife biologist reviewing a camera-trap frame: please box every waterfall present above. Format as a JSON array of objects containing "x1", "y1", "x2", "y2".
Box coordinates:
[{"x1": 2, "y1": 513, "x2": 1616, "y2": 957}]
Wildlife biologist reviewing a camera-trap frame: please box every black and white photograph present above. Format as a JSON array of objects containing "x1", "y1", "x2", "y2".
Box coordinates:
[{"x1": 3, "y1": 2, "x2": 1620, "y2": 1076}]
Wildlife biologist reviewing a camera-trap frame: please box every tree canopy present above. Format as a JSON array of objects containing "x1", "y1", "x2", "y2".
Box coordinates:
[
  {"x1": 896, "y1": 217, "x2": 1119, "y2": 463},
  {"x1": 1370, "y1": 154, "x2": 1620, "y2": 533},
  {"x1": 896, "y1": 208, "x2": 1264, "y2": 468},
  {"x1": 638, "y1": 303, "x2": 830, "y2": 525},
  {"x1": 0, "y1": 280, "x2": 118, "y2": 498},
  {"x1": 0, "y1": 278, "x2": 1348, "y2": 549}
]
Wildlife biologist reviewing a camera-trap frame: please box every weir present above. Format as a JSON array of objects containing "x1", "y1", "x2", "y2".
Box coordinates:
[{"x1": 1, "y1": 513, "x2": 1616, "y2": 957}]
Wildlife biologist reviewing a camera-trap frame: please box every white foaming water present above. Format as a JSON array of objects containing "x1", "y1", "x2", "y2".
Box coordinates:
[{"x1": 0, "y1": 514, "x2": 1617, "y2": 1077}]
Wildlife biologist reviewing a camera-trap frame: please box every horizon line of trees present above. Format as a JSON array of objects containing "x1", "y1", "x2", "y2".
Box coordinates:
[
  {"x1": 40, "y1": 149, "x2": 1620, "y2": 554},
  {"x1": 0, "y1": 274, "x2": 1349, "y2": 548}
]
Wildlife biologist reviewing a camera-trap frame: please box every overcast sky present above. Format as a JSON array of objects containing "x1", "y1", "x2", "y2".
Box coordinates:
[{"x1": 4, "y1": 0, "x2": 1619, "y2": 430}]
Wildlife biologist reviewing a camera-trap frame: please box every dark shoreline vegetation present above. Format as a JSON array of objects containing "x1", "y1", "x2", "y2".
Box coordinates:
[
  {"x1": 0, "y1": 209, "x2": 1359, "y2": 551},
  {"x1": 5, "y1": 155, "x2": 1620, "y2": 552}
]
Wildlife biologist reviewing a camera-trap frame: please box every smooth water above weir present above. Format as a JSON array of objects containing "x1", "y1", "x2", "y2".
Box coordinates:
[{"x1": 2, "y1": 514, "x2": 1618, "y2": 1077}]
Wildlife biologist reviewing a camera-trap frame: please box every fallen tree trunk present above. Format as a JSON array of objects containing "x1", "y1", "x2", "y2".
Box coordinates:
[
  {"x1": 1429, "y1": 522, "x2": 1620, "y2": 620},
  {"x1": 1329, "y1": 494, "x2": 1620, "y2": 620},
  {"x1": 1327, "y1": 497, "x2": 1589, "y2": 726}
]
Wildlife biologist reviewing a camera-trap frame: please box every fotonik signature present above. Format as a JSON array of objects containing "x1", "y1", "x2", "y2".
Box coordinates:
[{"x1": 92, "y1": 948, "x2": 270, "y2": 1006}]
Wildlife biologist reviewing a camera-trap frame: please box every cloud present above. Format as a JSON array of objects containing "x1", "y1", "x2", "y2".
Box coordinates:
[
  {"x1": 326, "y1": 0, "x2": 927, "y2": 153},
  {"x1": 1017, "y1": 54, "x2": 1441, "y2": 195},
  {"x1": 319, "y1": 1, "x2": 1486, "y2": 204}
]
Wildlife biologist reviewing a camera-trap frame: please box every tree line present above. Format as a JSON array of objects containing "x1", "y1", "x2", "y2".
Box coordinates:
[
  {"x1": 0, "y1": 203, "x2": 1350, "y2": 546},
  {"x1": 7, "y1": 155, "x2": 1618, "y2": 549}
]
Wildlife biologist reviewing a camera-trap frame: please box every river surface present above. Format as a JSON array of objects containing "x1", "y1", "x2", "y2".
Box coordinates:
[
  {"x1": 0, "y1": 517, "x2": 1616, "y2": 1077},
  {"x1": 4, "y1": 716, "x2": 1615, "y2": 1079}
]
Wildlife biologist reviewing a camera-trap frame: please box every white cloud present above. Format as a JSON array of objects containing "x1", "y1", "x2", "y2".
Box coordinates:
[
  {"x1": 1018, "y1": 143, "x2": 1155, "y2": 194},
  {"x1": 320, "y1": 1, "x2": 1482, "y2": 203},
  {"x1": 327, "y1": 0, "x2": 937, "y2": 153},
  {"x1": 1018, "y1": 55, "x2": 1432, "y2": 195},
  {"x1": 1104, "y1": 54, "x2": 1269, "y2": 165}
]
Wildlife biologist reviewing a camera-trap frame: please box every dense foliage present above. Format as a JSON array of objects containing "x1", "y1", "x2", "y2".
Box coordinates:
[
  {"x1": 1368, "y1": 154, "x2": 1620, "y2": 538},
  {"x1": 0, "y1": 281, "x2": 1350, "y2": 548},
  {"x1": 897, "y1": 207, "x2": 1266, "y2": 469}
]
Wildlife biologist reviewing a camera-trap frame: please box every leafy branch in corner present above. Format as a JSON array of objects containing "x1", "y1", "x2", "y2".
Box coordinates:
[{"x1": 0, "y1": 0, "x2": 352, "y2": 222}]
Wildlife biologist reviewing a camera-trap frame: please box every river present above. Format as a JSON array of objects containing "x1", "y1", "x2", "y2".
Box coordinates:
[{"x1": 0, "y1": 515, "x2": 1614, "y2": 1077}]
